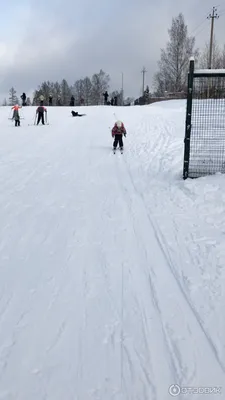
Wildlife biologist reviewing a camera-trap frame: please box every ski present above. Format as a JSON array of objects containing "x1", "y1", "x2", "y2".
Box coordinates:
[
  {"x1": 113, "y1": 148, "x2": 123, "y2": 154},
  {"x1": 28, "y1": 123, "x2": 50, "y2": 126}
]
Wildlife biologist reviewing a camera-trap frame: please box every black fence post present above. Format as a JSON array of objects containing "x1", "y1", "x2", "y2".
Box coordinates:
[{"x1": 183, "y1": 58, "x2": 194, "y2": 179}]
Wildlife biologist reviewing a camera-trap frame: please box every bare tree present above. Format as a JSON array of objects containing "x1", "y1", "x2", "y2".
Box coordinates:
[
  {"x1": 2, "y1": 98, "x2": 7, "y2": 106},
  {"x1": 9, "y1": 87, "x2": 17, "y2": 106},
  {"x1": 199, "y1": 37, "x2": 222, "y2": 69},
  {"x1": 154, "y1": 13, "x2": 198, "y2": 95},
  {"x1": 32, "y1": 69, "x2": 111, "y2": 106},
  {"x1": 61, "y1": 79, "x2": 71, "y2": 105},
  {"x1": 83, "y1": 77, "x2": 92, "y2": 105},
  {"x1": 54, "y1": 82, "x2": 61, "y2": 104},
  {"x1": 91, "y1": 70, "x2": 110, "y2": 105},
  {"x1": 73, "y1": 79, "x2": 85, "y2": 105}
]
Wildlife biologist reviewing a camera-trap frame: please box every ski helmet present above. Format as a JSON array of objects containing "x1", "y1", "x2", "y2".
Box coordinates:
[{"x1": 116, "y1": 120, "x2": 122, "y2": 128}]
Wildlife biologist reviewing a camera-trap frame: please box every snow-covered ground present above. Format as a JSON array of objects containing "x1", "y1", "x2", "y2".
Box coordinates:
[{"x1": 0, "y1": 101, "x2": 224, "y2": 400}]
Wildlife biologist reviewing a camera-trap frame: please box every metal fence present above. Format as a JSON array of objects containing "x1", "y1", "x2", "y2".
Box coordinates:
[{"x1": 183, "y1": 59, "x2": 225, "y2": 179}]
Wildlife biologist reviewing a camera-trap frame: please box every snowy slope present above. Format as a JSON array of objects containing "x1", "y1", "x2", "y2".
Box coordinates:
[{"x1": 0, "y1": 103, "x2": 224, "y2": 400}]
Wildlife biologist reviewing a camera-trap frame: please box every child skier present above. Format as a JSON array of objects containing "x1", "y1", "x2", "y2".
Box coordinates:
[
  {"x1": 111, "y1": 120, "x2": 126, "y2": 151},
  {"x1": 36, "y1": 105, "x2": 47, "y2": 125},
  {"x1": 11, "y1": 104, "x2": 22, "y2": 126}
]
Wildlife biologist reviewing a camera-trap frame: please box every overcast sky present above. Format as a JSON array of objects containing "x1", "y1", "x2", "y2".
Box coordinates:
[{"x1": 0, "y1": 0, "x2": 224, "y2": 102}]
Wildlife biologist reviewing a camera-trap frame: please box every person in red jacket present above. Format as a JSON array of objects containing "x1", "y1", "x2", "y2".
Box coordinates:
[
  {"x1": 11, "y1": 104, "x2": 22, "y2": 126},
  {"x1": 36, "y1": 105, "x2": 47, "y2": 125},
  {"x1": 111, "y1": 120, "x2": 126, "y2": 151}
]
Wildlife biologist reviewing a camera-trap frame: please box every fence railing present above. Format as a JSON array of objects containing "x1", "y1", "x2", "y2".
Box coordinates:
[{"x1": 183, "y1": 58, "x2": 225, "y2": 179}]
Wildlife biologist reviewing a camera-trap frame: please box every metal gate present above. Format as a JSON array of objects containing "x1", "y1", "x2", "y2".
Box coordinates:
[{"x1": 183, "y1": 59, "x2": 225, "y2": 179}]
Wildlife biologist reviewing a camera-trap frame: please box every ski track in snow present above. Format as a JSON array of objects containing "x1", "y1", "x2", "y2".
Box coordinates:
[{"x1": 0, "y1": 104, "x2": 224, "y2": 400}]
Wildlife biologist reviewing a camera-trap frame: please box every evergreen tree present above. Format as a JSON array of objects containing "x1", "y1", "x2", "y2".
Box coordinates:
[{"x1": 9, "y1": 87, "x2": 17, "y2": 106}]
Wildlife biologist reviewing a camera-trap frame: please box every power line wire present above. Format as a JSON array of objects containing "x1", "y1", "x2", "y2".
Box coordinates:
[
  {"x1": 190, "y1": 16, "x2": 208, "y2": 35},
  {"x1": 194, "y1": 23, "x2": 208, "y2": 38}
]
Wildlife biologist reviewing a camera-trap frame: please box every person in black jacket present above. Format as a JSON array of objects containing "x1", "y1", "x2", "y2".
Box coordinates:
[
  {"x1": 21, "y1": 93, "x2": 26, "y2": 106},
  {"x1": 71, "y1": 111, "x2": 85, "y2": 117},
  {"x1": 70, "y1": 96, "x2": 75, "y2": 106},
  {"x1": 49, "y1": 94, "x2": 53, "y2": 106},
  {"x1": 103, "y1": 91, "x2": 108, "y2": 105},
  {"x1": 36, "y1": 105, "x2": 47, "y2": 125}
]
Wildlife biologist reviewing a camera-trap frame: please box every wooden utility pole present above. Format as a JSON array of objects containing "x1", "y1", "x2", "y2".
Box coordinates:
[
  {"x1": 141, "y1": 67, "x2": 146, "y2": 95},
  {"x1": 207, "y1": 6, "x2": 219, "y2": 69}
]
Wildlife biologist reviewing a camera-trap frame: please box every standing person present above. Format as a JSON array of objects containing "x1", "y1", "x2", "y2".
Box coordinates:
[
  {"x1": 49, "y1": 94, "x2": 53, "y2": 106},
  {"x1": 11, "y1": 104, "x2": 22, "y2": 126},
  {"x1": 70, "y1": 95, "x2": 75, "y2": 106},
  {"x1": 114, "y1": 96, "x2": 118, "y2": 106},
  {"x1": 111, "y1": 120, "x2": 126, "y2": 152},
  {"x1": 36, "y1": 105, "x2": 47, "y2": 125},
  {"x1": 103, "y1": 91, "x2": 108, "y2": 105},
  {"x1": 21, "y1": 93, "x2": 26, "y2": 106}
]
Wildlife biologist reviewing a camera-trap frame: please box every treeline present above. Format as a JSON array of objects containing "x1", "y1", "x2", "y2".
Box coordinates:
[
  {"x1": 5, "y1": 70, "x2": 127, "y2": 107},
  {"x1": 33, "y1": 70, "x2": 115, "y2": 106}
]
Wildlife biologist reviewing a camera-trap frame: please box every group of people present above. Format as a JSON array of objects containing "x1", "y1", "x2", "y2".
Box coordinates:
[
  {"x1": 11, "y1": 97, "x2": 128, "y2": 151},
  {"x1": 19, "y1": 92, "x2": 117, "y2": 107},
  {"x1": 103, "y1": 91, "x2": 118, "y2": 106},
  {"x1": 37, "y1": 94, "x2": 84, "y2": 107},
  {"x1": 11, "y1": 96, "x2": 47, "y2": 126}
]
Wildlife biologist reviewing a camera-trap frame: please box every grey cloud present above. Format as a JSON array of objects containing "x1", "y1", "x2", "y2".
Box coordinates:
[{"x1": 0, "y1": 0, "x2": 225, "y2": 101}]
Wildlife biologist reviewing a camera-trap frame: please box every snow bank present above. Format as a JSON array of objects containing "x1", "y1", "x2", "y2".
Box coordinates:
[{"x1": 0, "y1": 101, "x2": 224, "y2": 399}]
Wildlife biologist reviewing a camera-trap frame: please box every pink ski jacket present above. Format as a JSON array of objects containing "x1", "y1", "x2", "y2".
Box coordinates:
[{"x1": 111, "y1": 122, "x2": 126, "y2": 137}]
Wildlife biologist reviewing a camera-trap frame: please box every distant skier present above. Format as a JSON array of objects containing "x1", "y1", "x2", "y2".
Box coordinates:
[
  {"x1": 70, "y1": 95, "x2": 75, "y2": 106},
  {"x1": 103, "y1": 91, "x2": 108, "y2": 105},
  {"x1": 49, "y1": 94, "x2": 53, "y2": 106},
  {"x1": 71, "y1": 110, "x2": 85, "y2": 117},
  {"x1": 36, "y1": 105, "x2": 47, "y2": 125},
  {"x1": 11, "y1": 104, "x2": 22, "y2": 126},
  {"x1": 111, "y1": 120, "x2": 126, "y2": 151},
  {"x1": 21, "y1": 93, "x2": 26, "y2": 106}
]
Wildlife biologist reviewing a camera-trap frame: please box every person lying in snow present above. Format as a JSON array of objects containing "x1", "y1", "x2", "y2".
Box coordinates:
[
  {"x1": 111, "y1": 120, "x2": 126, "y2": 151},
  {"x1": 71, "y1": 110, "x2": 85, "y2": 117}
]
